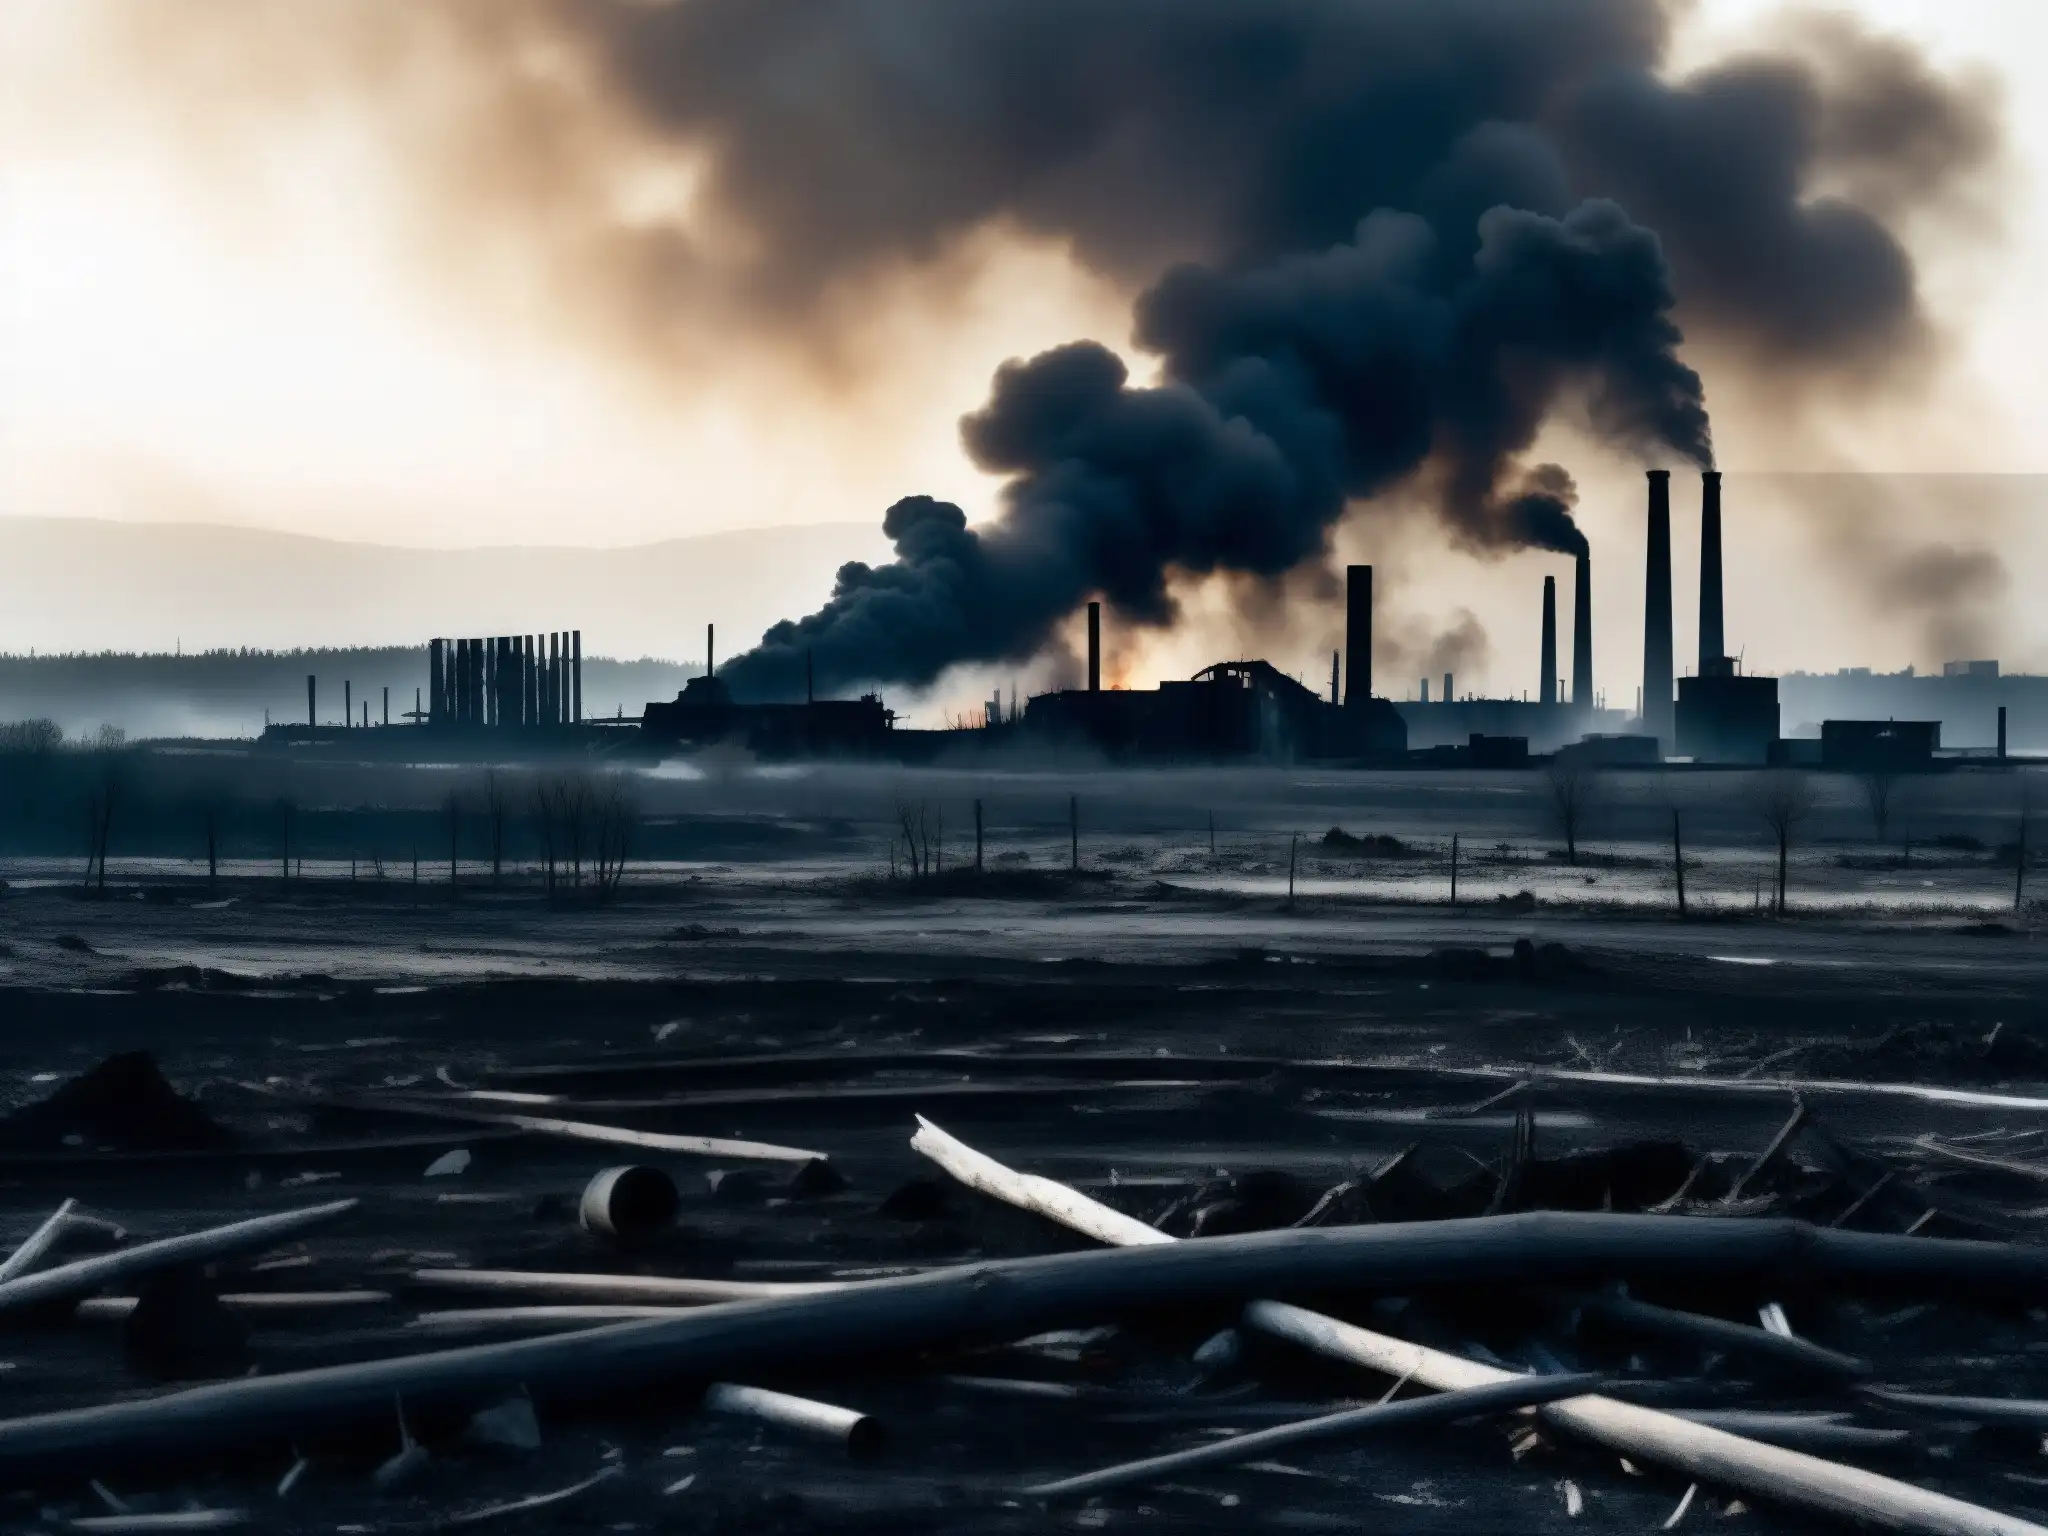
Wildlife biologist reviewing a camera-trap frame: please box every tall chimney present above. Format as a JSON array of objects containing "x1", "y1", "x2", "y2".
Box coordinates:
[
  {"x1": 1330, "y1": 651, "x2": 1339, "y2": 706},
  {"x1": 572, "y1": 630, "x2": 583, "y2": 723},
  {"x1": 345, "y1": 679, "x2": 352, "y2": 729},
  {"x1": 1699, "y1": 469, "x2": 1725, "y2": 671},
  {"x1": 1642, "y1": 470, "x2": 1675, "y2": 745},
  {"x1": 1344, "y1": 565, "x2": 1372, "y2": 709},
  {"x1": 707, "y1": 624, "x2": 715, "y2": 680},
  {"x1": 1539, "y1": 575, "x2": 1558, "y2": 707},
  {"x1": 1999, "y1": 704, "x2": 2009, "y2": 760},
  {"x1": 383, "y1": 686, "x2": 389, "y2": 727},
  {"x1": 1572, "y1": 552, "x2": 1593, "y2": 714},
  {"x1": 1443, "y1": 671, "x2": 1453, "y2": 703},
  {"x1": 429, "y1": 640, "x2": 443, "y2": 726},
  {"x1": 307, "y1": 674, "x2": 315, "y2": 729},
  {"x1": 1087, "y1": 602, "x2": 1101, "y2": 693}
]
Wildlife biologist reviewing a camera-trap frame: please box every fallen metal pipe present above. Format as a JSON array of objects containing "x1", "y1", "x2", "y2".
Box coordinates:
[
  {"x1": 1, "y1": 1200, "x2": 2047, "y2": 1485},
  {"x1": 1669, "y1": 1409, "x2": 1910, "y2": 1454},
  {"x1": 411, "y1": 1269, "x2": 845, "y2": 1304},
  {"x1": 577, "y1": 1166, "x2": 681, "y2": 1241},
  {"x1": 702, "y1": 1382, "x2": 884, "y2": 1457},
  {"x1": 913, "y1": 1117, "x2": 2048, "y2": 1536},
  {"x1": 0, "y1": 1200, "x2": 76, "y2": 1285},
  {"x1": 1025, "y1": 1371, "x2": 1602, "y2": 1499},
  {"x1": 0, "y1": 1201, "x2": 357, "y2": 1319}
]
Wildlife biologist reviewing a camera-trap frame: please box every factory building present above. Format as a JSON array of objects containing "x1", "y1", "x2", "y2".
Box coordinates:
[
  {"x1": 640, "y1": 626, "x2": 895, "y2": 756},
  {"x1": 1023, "y1": 576, "x2": 1407, "y2": 761}
]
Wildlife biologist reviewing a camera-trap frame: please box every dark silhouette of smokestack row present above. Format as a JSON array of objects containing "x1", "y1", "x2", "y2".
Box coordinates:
[
  {"x1": 426, "y1": 630, "x2": 583, "y2": 727},
  {"x1": 1572, "y1": 552, "x2": 1593, "y2": 714},
  {"x1": 1641, "y1": 471, "x2": 1674, "y2": 745},
  {"x1": 1087, "y1": 602, "x2": 1101, "y2": 693},
  {"x1": 1699, "y1": 469, "x2": 1725, "y2": 673},
  {"x1": 1344, "y1": 565, "x2": 1372, "y2": 708},
  {"x1": 1539, "y1": 574, "x2": 1557, "y2": 707}
]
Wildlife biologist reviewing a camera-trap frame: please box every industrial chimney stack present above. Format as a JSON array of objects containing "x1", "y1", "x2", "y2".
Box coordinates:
[
  {"x1": 1642, "y1": 470, "x2": 1674, "y2": 745},
  {"x1": 1344, "y1": 565, "x2": 1372, "y2": 709},
  {"x1": 1539, "y1": 575, "x2": 1558, "y2": 707},
  {"x1": 1087, "y1": 601, "x2": 1101, "y2": 694},
  {"x1": 1572, "y1": 553, "x2": 1593, "y2": 714},
  {"x1": 1698, "y1": 469, "x2": 1725, "y2": 674}
]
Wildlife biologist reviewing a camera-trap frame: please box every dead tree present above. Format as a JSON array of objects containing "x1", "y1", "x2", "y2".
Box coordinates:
[
  {"x1": 895, "y1": 800, "x2": 934, "y2": 879},
  {"x1": 590, "y1": 773, "x2": 639, "y2": 901},
  {"x1": 562, "y1": 773, "x2": 592, "y2": 888},
  {"x1": 1544, "y1": 763, "x2": 1595, "y2": 866},
  {"x1": 531, "y1": 777, "x2": 560, "y2": 899},
  {"x1": 444, "y1": 788, "x2": 463, "y2": 891},
  {"x1": 1860, "y1": 769, "x2": 1901, "y2": 851},
  {"x1": 1754, "y1": 771, "x2": 1816, "y2": 914},
  {"x1": 483, "y1": 769, "x2": 509, "y2": 886}
]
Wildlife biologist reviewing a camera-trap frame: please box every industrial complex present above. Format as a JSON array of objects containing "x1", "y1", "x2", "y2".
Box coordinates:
[{"x1": 242, "y1": 470, "x2": 2023, "y2": 773}]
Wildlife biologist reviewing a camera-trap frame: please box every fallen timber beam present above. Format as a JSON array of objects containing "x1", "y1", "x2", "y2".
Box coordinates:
[
  {"x1": 0, "y1": 1200, "x2": 77, "y2": 1284},
  {"x1": 1862, "y1": 1388, "x2": 2048, "y2": 1430},
  {"x1": 1562, "y1": 1289, "x2": 1870, "y2": 1378},
  {"x1": 411, "y1": 1269, "x2": 846, "y2": 1305},
  {"x1": 912, "y1": 1118, "x2": 2048, "y2": 1536},
  {"x1": 0, "y1": 1202, "x2": 358, "y2": 1320},
  {"x1": 4, "y1": 1203, "x2": 2048, "y2": 1486},
  {"x1": 1024, "y1": 1371, "x2": 1604, "y2": 1500}
]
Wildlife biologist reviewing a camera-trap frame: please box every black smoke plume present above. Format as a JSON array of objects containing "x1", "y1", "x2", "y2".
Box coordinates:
[
  {"x1": 727, "y1": 198, "x2": 1698, "y2": 696},
  {"x1": 552, "y1": 0, "x2": 1986, "y2": 697}
]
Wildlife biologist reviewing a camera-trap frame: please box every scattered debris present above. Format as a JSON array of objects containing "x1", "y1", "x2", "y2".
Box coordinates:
[
  {"x1": 702, "y1": 1383, "x2": 885, "y2": 1457},
  {"x1": 439, "y1": 1464, "x2": 622, "y2": 1527},
  {"x1": 423, "y1": 1149, "x2": 471, "y2": 1178},
  {"x1": 578, "y1": 1166, "x2": 681, "y2": 1241},
  {"x1": 0, "y1": 1054, "x2": 231, "y2": 1153}
]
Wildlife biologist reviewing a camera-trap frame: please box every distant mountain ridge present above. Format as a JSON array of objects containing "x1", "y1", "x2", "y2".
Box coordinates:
[
  {"x1": 0, "y1": 516, "x2": 889, "y2": 657},
  {"x1": 0, "y1": 517, "x2": 891, "y2": 737}
]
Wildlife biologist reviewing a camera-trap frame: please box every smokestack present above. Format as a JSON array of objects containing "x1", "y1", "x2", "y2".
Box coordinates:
[
  {"x1": 345, "y1": 679, "x2": 352, "y2": 729},
  {"x1": 1420, "y1": 677, "x2": 1430, "y2": 704},
  {"x1": 307, "y1": 674, "x2": 315, "y2": 729},
  {"x1": 1699, "y1": 470, "x2": 1725, "y2": 670},
  {"x1": 1444, "y1": 671, "x2": 1453, "y2": 703},
  {"x1": 1572, "y1": 552, "x2": 1593, "y2": 713},
  {"x1": 429, "y1": 639, "x2": 443, "y2": 727},
  {"x1": 1330, "y1": 651, "x2": 1339, "y2": 706},
  {"x1": 1642, "y1": 470, "x2": 1674, "y2": 745},
  {"x1": 573, "y1": 630, "x2": 583, "y2": 724},
  {"x1": 383, "y1": 686, "x2": 389, "y2": 727},
  {"x1": 707, "y1": 624, "x2": 715, "y2": 680},
  {"x1": 1540, "y1": 575, "x2": 1557, "y2": 707},
  {"x1": 1087, "y1": 601, "x2": 1101, "y2": 693},
  {"x1": 1344, "y1": 565, "x2": 1372, "y2": 709},
  {"x1": 1999, "y1": 704, "x2": 2008, "y2": 760}
]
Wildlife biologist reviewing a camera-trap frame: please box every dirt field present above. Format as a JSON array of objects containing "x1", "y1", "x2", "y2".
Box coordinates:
[{"x1": 0, "y1": 763, "x2": 2045, "y2": 1532}]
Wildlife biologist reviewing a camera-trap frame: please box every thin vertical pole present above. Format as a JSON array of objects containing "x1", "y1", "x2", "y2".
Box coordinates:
[
  {"x1": 974, "y1": 799, "x2": 984, "y2": 873},
  {"x1": 383, "y1": 686, "x2": 389, "y2": 727},
  {"x1": 573, "y1": 630, "x2": 583, "y2": 724},
  {"x1": 1069, "y1": 795, "x2": 1078, "y2": 872},
  {"x1": 1450, "y1": 833, "x2": 1459, "y2": 906},
  {"x1": 1673, "y1": 809, "x2": 1687, "y2": 916},
  {"x1": 1208, "y1": 812, "x2": 1216, "y2": 857},
  {"x1": 345, "y1": 680, "x2": 352, "y2": 729},
  {"x1": 1288, "y1": 831, "x2": 1298, "y2": 908}
]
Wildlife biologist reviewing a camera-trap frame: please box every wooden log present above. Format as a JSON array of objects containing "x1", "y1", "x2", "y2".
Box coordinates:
[
  {"x1": 74, "y1": 1292, "x2": 390, "y2": 1322},
  {"x1": 702, "y1": 1382, "x2": 883, "y2": 1457},
  {"x1": 301, "y1": 1090, "x2": 825, "y2": 1164},
  {"x1": 0, "y1": 1202, "x2": 357, "y2": 1318},
  {"x1": 411, "y1": 1269, "x2": 845, "y2": 1305},
  {"x1": 4, "y1": 1200, "x2": 2048, "y2": 1486},
  {"x1": 0, "y1": 1200, "x2": 77, "y2": 1284},
  {"x1": 1564, "y1": 1289, "x2": 1869, "y2": 1378},
  {"x1": 412, "y1": 1306, "x2": 698, "y2": 1335},
  {"x1": 916, "y1": 1118, "x2": 2047, "y2": 1536},
  {"x1": 1668, "y1": 1410, "x2": 1909, "y2": 1454},
  {"x1": 1025, "y1": 1371, "x2": 1602, "y2": 1499},
  {"x1": 1862, "y1": 1387, "x2": 2048, "y2": 1429}
]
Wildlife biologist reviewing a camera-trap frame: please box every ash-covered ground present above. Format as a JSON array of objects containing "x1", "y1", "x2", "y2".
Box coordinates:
[{"x1": 0, "y1": 763, "x2": 2044, "y2": 1532}]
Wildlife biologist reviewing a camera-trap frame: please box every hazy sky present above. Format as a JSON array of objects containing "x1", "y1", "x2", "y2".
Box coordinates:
[{"x1": 3, "y1": 1, "x2": 2045, "y2": 700}]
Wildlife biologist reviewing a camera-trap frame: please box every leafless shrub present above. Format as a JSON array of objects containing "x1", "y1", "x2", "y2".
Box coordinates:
[
  {"x1": 1754, "y1": 771, "x2": 1816, "y2": 913},
  {"x1": 1543, "y1": 764, "x2": 1597, "y2": 867}
]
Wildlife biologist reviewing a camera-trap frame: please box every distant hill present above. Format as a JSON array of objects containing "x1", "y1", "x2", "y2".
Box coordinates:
[
  {"x1": 0, "y1": 517, "x2": 891, "y2": 738},
  {"x1": 0, "y1": 517, "x2": 888, "y2": 656}
]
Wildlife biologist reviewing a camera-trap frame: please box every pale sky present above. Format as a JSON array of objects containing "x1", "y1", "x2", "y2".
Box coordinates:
[{"x1": 2, "y1": 1, "x2": 2045, "y2": 699}]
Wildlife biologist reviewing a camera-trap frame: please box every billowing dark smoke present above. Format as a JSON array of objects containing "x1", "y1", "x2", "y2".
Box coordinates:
[
  {"x1": 546, "y1": 0, "x2": 1987, "y2": 697},
  {"x1": 727, "y1": 197, "x2": 1697, "y2": 696}
]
